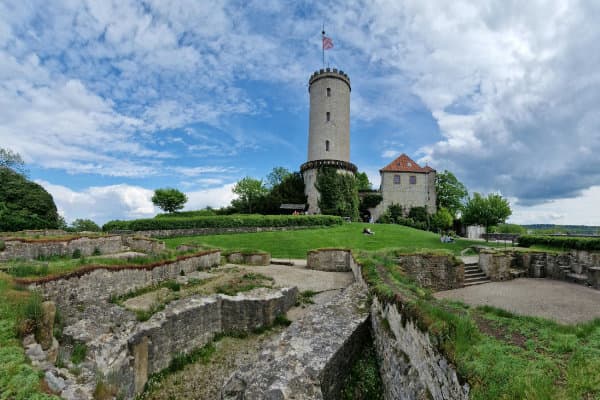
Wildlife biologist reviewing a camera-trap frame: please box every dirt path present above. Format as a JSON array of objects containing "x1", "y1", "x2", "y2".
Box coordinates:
[{"x1": 435, "y1": 278, "x2": 600, "y2": 324}]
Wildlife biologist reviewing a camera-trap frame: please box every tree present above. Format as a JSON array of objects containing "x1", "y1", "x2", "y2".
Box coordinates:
[
  {"x1": 257, "y1": 172, "x2": 307, "y2": 214},
  {"x1": 266, "y1": 167, "x2": 291, "y2": 189},
  {"x1": 0, "y1": 167, "x2": 60, "y2": 231},
  {"x1": 0, "y1": 147, "x2": 27, "y2": 175},
  {"x1": 462, "y1": 193, "x2": 512, "y2": 232},
  {"x1": 151, "y1": 188, "x2": 188, "y2": 213},
  {"x1": 435, "y1": 170, "x2": 468, "y2": 219},
  {"x1": 315, "y1": 167, "x2": 359, "y2": 220},
  {"x1": 232, "y1": 177, "x2": 268, "y2": 213},
  {"x1": 355, "y1": 171, "x2": 372, "y2": 191},
  {"x1": 71, "y1": 218, "x2": 101, "y2": 232},
  {"x1": 431, "y1": 207, "x2": 454, "y2": 232}
]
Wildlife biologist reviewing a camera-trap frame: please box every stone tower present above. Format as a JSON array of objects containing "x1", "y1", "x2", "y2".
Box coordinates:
[{"x1": 301, "y1": 68, "x2": 357, "y2": 214}]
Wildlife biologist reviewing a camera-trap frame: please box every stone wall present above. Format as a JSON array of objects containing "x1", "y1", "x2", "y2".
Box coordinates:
[
  {"x1": 25, "y1": 251, "x2": 220, "y2": 319},
  {"x1": 221, "y1": 283, "x2": 369, "y2": 400},
  {"x1": 226, "y1": 252, "x2": 271, "y2": 266},
  {"x1": 122, "y1": 236, "x2": 165, "y2": 254},
  {"x1": 129, "y1": 287, "x2": 298, "y2": 395},
  {"x1": 0, "y1": 235, "x2": 123, "y2": 261},
  {"x1": 479, "y1": 251, "x2": 514, "y2": 280},
  {"x1": 479, "y1": 249, "x2": 600, "y2": 288},
  {"x1": 307, "y1": 249, "x2": 352, "y2": 272},
  {"x1": 395, "y1": 254, "x2": 464, "y2": 290},
  {"x1": 371, "y1": 297, "x2": 469, "y2": 400}
]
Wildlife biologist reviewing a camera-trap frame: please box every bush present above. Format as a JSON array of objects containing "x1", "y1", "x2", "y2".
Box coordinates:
[
  {"x1": 103, "y1": 214, "x2": 343, "y2": 232},
  {"x1": 489, "y1": 223, "x2": 526, "y2": 234},
  {"x1": 156, "y1": 209, "x2": 216, "y2": 218},
  {"x1": 72, "y1": 249, "x2": 82, "y2": 259},
  {"x1": 0, "y1": 240, "x2": 4, "y2": 251},
  {"x1": 519, "y1": 235, "x2": 600, "y2": 251}
]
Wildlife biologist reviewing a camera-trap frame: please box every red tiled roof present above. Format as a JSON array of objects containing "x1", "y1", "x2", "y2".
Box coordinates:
[{"x1": 380, "y1": 153, "x2": 435, "y2": 173}]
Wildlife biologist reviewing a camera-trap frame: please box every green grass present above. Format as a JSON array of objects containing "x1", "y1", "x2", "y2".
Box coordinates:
[
  {"x1": 358, "y1": 249, "x2": 600, "y2": 400},
  {"x1": 2, "y1": 249, "x2": 205, "y2": 279},
  {"x1": 0, "y1": 273, "x2": 59, "y2": 399},
  {"x1": 163, "y1": 223, "x2": 497, "y2": 258}
]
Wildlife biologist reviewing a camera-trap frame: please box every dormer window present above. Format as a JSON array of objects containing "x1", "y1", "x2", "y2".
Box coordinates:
[{"x1": 407, "y1": 162, "x2": 412, "y2": 167}]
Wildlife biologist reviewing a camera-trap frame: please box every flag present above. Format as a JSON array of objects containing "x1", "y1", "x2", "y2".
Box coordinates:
[{"x1": 322, "y1": 35, "x2": 333, "y2": 50}]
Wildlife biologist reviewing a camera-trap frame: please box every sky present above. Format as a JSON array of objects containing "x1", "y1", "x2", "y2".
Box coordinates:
[{"x1": 1, "y1": 0, "x2": 599, "y2": 225}]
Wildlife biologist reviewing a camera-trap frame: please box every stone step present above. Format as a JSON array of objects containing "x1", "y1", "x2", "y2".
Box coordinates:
[
  {"x1": 465, "y1": 271, "x2": 486, "y2": 277},
  {"x1": 465, "y1": 276, "x2": 489, "y2": 283},
  {"x1": 464, "y1": 262, "x2": 479, "y2": 267},
  {"x1": 464, "y1": 267, "x2": 481, "y2": 273},
  {"x1": 510, "y1": 269, "x2": 527, "y2": 278},
  {"x1": 464, "y1": 279, "x2": 491, "y2": 286}
]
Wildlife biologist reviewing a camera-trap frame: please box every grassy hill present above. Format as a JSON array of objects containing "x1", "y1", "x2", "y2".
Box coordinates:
[{"x1": 163, "y1": 223, "x2": 493, "y2": 258}]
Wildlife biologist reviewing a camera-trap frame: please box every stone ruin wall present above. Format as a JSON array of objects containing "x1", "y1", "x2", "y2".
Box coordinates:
[
  {"x1": 395, "y1": 254, "x2": 464, "y2": 291},
  {"x1": 0, "y1": 235, "x2": 123, "y2": 261},
  {"x1": 129, "y1": 287, "x2": 298, "y2": 396},
  {"x1": 26, "y1": 251, "x2": 221, "y2": 320},
  {"x1": 306, "y1": 249, "x2": 352, "y2": 272},
  {"x1": 0, "y1": 234, "x2": 165, "y2": 261},
  {"x1": 124, "y1": 225, "x2": 321, "y2": 239},
  {"x1": 479, "y1": 249, "x2": 600, "y2": 288},
  {"x1": 225, "y1": 252, "x2": 271, "y2": 265}
]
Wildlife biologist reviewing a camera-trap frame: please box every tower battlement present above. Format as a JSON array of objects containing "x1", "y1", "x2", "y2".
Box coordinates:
[{"x1": 309, "y1": 68, "x2": 351, "y2": 91}]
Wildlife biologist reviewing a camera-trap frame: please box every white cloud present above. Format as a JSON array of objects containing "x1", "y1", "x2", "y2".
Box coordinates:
[
  {"x1": 39, "y1": 180, "x2": 237, "y2": 225},
  {"x1": 381, "y1": 150, "x2": 400, "y2": 158}
]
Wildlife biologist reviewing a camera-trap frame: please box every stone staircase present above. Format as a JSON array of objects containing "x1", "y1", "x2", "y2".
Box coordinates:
[{"x1": 463, "y1": 260, "x2": 491, "y2": 287}]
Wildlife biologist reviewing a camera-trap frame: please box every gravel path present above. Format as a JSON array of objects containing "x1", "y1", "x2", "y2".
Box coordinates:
[
  {"x1": 238, "y1": 264, "x2": 354, "y2": 292},
  {"x1": 434, "y1": 278, "x2": 600, "y2": 324}
]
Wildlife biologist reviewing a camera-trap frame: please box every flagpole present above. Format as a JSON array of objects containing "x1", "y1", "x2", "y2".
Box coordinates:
[{"x1": 322, "y1": 24, "x2": 325, "y2": 68}]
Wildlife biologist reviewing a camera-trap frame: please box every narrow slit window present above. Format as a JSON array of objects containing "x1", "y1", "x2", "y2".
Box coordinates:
[
  {"x1": 325, "y1": 140, "x2": 330, "y2": 152},
  {"x1": 326, "y1": 87, "x2": 331, "y2": 97},
  {"x1": 394, "y1": 175, "x2": 401, "y2": 184},
  {"x1": 326, "y1": 112, "x2": 330, "y2": 122}
]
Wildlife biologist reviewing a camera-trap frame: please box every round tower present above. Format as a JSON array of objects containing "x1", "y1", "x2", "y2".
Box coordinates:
[{"x1": 301, "y1": 68, "x2": 357, "y2": 214}]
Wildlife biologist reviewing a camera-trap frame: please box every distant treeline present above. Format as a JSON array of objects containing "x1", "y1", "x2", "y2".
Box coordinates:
[{"x1": 523, "y1": 224, "x2": 600, "y2": 235}]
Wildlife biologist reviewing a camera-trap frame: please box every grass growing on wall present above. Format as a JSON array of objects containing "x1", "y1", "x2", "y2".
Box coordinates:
[
  {"x1": 0, "y1": 272, "x2": 59, "y2": 399},
  {"x1": 357, "y1": 249, "x2": 600, "y2": 399},
  {"x1": 163, "y1": 223, "x2": 498, "y2": 258}
]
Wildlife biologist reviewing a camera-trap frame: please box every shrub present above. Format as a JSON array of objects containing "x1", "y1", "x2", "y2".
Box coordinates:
[
  {"x1": 489, "y1": 223, "x2": 526, "y2": 234},
  {"x1": 519, "y1": 235, "x2": 600, "y2": 251},
  {"x1": 72, "y1": 249, "x2": 82, "y2": 258},
  {"x1": 71, "y1": 343, "x2": 87, "y2": 364},
  {"x1": 103, "y1": 214, "x2": 343, "y2": 232},
  {"x1": 92, "y1": 247, "x2": 101, "y2": 256}
]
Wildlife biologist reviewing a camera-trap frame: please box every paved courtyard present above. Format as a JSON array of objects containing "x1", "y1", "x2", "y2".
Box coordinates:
[{"x1": 434, "y1": 278, "x2": 600, "y2": 324}]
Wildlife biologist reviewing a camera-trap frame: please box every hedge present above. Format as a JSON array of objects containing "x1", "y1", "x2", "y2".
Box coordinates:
[
  {"x1": 518, "y1": 235, "x2": 600, "y2": 251},
  {"x1": 103, "y1": 215, "x2": 343, "y2": 232}
]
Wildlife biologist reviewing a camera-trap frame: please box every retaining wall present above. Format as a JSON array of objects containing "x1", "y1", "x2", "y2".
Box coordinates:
[
  {"x1": 24, "y1": 251, "x2": 220, "y2": 319},
  {"x1": 122, "y1": 236, "x2": 166, "y2": 254},
  {"x1": 306, "y1": 249, "x2": 352, "y2": 272},
  {"x1": 395, "y1": 254, "x2": 464, "y2": 290},
  {"x1": 226, "y1": 252, "x2": 271, "y2": 266},
  {"x1": 130, "y1": 287, "x2": 298, "y2": 395},
  {"x1": 0, "y1": 235, "x2": 123, "y2": 261}
]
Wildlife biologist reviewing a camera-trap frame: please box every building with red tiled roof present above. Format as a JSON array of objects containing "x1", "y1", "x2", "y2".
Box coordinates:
[{"x1": 369, "y1": 153, "x2": 437, "y2": 221}]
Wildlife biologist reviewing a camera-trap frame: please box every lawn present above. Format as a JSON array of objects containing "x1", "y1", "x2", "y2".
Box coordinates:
[{"x1": 163, "y1": 223, "x2": 497, "y2": 258}]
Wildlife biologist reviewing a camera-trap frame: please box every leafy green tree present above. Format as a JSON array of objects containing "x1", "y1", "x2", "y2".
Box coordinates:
[
  {"x1": 462, "y1": 193, "x2": 512, "y2": 232},
  {"x1": 0, "y1": 147, "x2": 27, "y2": 175},
  {"x1": 355, "y1": 171, "x2": 372, "y2": 191},
  {"x1": 431, "y1": 207, "x2": 454, "y2": 232},
  {"x1": 0, "y1": 167, "x2": 60, "y2": 231},
  {"x1": 408, "y1": 206, "x2": 429, "y2": 225},
  {"x1": 71, "y1": 218, "x2": 101, "y2": 232},
  {"x1": 315, "y1": 167, "x2": 359, "y2": 220},
  {"x1": 266, "y1": 167, "x2": 291, "y2": 189},
  {"x1": 151, "y1": 188, "x2": 188, "y2": 213},
  {"x1": 258, "y1": 172, "x2": 307, "y2": 214},
  {"x1": 435, "y1": 170, "x2": 468, "y2": 218},
  {"x1": 232, "y1": 177, "x2": 268, "y2": 213}
]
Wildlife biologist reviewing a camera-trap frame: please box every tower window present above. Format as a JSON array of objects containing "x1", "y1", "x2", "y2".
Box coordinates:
[
  {"x1": 325, "y1": 140, "x2": 330, "y2": 152},
  {"x1": 410, "y1": 175, "x2": 417, "y2": 184},
  {"x1": 326, "y1": 88, "x2": 331, "y2": 97},
  {"x1": 326, "y1": 112, "x2": 330, "y2": 122},
  {"x1": 394, "y1": 175, "x2": 401, "y2": 184}
]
